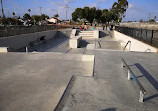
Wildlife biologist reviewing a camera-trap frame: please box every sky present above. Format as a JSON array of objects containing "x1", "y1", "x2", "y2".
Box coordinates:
[{"x1": 1, "y1": 0, "x2": 158, "y2": 21}]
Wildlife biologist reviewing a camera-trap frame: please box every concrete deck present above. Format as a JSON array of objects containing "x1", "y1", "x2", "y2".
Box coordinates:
[
  {"x1": 0, "y1": 53, "x2": 93, "y2": 111},
  {"x1": 56, "y1": 51, "x2": 158, "y2": 111},
  {"x1": 0, "y1": 29, "x2": 158, "y2": 111}
]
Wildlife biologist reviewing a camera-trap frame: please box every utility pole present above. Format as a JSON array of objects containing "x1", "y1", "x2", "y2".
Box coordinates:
[
  {"x1": 7, "y1": 10, "x2": 9, "y2": 17},
  {"x1": 148, "y1": 13, "x2": 151, "y2": 21},
  {"x1": 65, "y1": 4, "x2": 69, "y2": 20},
  {"x1": 39, "y1": 7, "x2": 42, "y2": 15}
]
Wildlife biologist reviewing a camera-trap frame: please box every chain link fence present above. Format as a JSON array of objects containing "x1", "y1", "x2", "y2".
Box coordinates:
[
  {"x1": 115, "y1": 26, "x2": 158, "y2": 48},
  {"x1": 0, "y1": 25, "x2": 72, "y2": 38}
]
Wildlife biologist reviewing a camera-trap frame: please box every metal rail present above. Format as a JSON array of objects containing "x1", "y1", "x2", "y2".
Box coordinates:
[
  {"x1": 98, "y1": 41, "x2": 101, "y2": 48},
  {"x1": 145, "y1": 48, "x2": 151, "y2": 52},
  {"x1": 122, "y1": 58, "x2": 146, "y2": 103},
  {"x1": 123, "y1": 41, "x2": 131, "y2": 51}
]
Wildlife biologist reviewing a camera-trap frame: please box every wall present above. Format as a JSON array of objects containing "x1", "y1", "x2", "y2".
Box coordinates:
[
  {"x1": 114, "y1": 30, "x2": 158, "y2": 53},
  {"x1": 94, "y1": 30, "x2": 99, "y2": 39},
  {"x1": 0, "y1": 30, "x2": 57, "y2": 50}
]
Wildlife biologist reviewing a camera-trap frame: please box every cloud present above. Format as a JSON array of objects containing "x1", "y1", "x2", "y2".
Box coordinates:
[
  {"x1": 88, "y1": 0, "x2": 107, "y2": 8},
  {"x1": 87, "y1": 0, "x2": 107, "y2": 8}
]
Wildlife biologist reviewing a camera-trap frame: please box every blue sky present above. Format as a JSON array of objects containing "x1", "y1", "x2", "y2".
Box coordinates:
[{"x1": 1, "y1": 0, "x2": 158, "y2": 21}]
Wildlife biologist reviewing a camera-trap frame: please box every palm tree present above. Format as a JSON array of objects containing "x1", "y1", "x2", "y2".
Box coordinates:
[
  {"x1": 12, "y1": 12, "x2": 15, "y2": 17},
  {"x1": 28, "y1": 9, "x2": 31, "y2": 15},
  {"x1": 1, "y1": 0, "x2": 5, "y2": 18},
  {"x1": 154, "y1": 16, "x2": 157, "y2": 21}
]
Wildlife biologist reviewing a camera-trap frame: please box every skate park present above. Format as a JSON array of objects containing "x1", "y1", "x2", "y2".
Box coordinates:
[{"x1": 0, "y1": 27, "x2": 158, "y2": 111}]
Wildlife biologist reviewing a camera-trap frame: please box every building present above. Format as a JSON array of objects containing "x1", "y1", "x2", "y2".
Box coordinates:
[{"x1": 47, "y1": 17, "x2": 60, "y2": 24}]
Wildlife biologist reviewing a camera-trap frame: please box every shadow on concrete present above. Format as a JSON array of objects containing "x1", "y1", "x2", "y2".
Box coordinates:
[
  {"x1": 134, "y1": 63, "x2": 158, "y2": 91},
  {"x1": 135, "y1": 63, "x2": 158, "y2": 102},
  {"x1": 144, "y1": 93, "x2": 158, "y2": 102},
  {"x1": 16, "y1": 31, "x2": 69, "y2": 52},
  {"x1": 100, "y1": 108, "x2": 116, "y2": 111},
  {"x1": 79, "y1": 40, "x2": 89, "y2": 48},
  {"x1": 100, "y1": 31, "x2": 109, "y2": 38}
]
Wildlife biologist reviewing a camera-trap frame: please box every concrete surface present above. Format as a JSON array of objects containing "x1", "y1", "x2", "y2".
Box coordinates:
[
  {"x1": 70, "y1": 29, "x2": 77, "y2": 38},
  {"x1": 0, "y1": 30, "x2": 58, "y2": 50},
  {"x1": 114, "y1": 30, "x2": 158, "y2": 52},
  {"x1": 1, "y1": 28, "x2": 158, "y2": 111},
  {"x1": 0, "y1": 52, "x2": 94, "y2": 111},
  {"x1": 69, "y1": 36, "x2": 82, "y2": 48},
  {"x1": 86, "y1": 44, "x2": 95, "y2": 50},
  {"x1": 0, "y1": 47, "x2": 9, "y2": 52},
  {"x1": 57, "y1": 51, "x2": 158, "y2": 111}
]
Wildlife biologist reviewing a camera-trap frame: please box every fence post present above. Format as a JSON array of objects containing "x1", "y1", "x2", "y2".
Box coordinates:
[{"x1": 151, "y1": 30, "x2": 154, "y2": 46}]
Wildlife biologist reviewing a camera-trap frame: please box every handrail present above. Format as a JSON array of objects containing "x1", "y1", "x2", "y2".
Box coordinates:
[
  {"x1": 9, "y1": 47, "x2": 16, "y2": 52},
  {"x1": 123, "y1": 41, "x2": 131, "y2": 51},
  {"x1": 122, "y1": 58, "x2": 146, "y2": 103},
  {"x1": 98, "y1": 41, "x2": 101, "y2": 48},
  {"x1": 145, "y1": 48, "x2": 151, "y2": 52}
]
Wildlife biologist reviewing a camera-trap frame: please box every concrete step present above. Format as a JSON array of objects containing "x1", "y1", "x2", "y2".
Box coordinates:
[
  {"x1": 82, "y1": 37, "x2": 97, "y2": 40},
  {"x1": 25, "y1": 52, "x2": 84, "y2": 61},
  {"x1": 79, "y1": 35, "x2": 94, "y2": 37},
  {"x1": 80, "y1": 31, "x2": 93, "y2": 33},
  {"x1": 79, "y1": 33, "x2": 94, "y2": 35}
]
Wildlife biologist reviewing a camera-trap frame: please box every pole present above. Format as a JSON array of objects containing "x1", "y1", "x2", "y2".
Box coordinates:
[
  {"x1": 39, "y1": 7, "x2": 42, "y2": 15},
  {"x1": 65, "y1": 4, "x2": 69, "y2": 20}
]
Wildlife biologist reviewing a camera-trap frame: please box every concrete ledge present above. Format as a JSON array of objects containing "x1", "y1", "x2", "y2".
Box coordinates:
[
  {"x1": 69, "y1": 36, "x2": 82, "y2": 48},
  {"x1": 82, "y1": 55, "x2": 95, "y2": 61},
  {"x1": 86, "y1": 44, "x2": 95, "y2": 50},
  {"x1": 70, "y1": 29, "x2": 77, "y2": 38},
  {"x1": 114, "y1": 30, "x2": 158, "y2": 53},
  {"x1": 93, "y1": 30, "x2": 99, "y2": 39},
  {"x1": 0, "y1": 47, "x2": 9, "y2": 52}
]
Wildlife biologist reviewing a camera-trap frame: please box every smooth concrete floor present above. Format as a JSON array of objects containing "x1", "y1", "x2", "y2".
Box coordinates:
[
  {"x1": 57, "y1": 51, "x2": 158, "y2": 111},
  {"x1": 0, "y1": 53, "x2": 93, "y2": 111},
  {"x1": 1, "y1": 29, "x2": 158, "y2": 111}
]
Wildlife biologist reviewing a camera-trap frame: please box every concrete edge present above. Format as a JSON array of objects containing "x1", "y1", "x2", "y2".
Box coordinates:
[
  {"x1": 0, "y1": 30, "x2": 58, "y2": 39},
  {"x1": 54, "y1": 75, "x2": 95, "y2": 111},
  {"x1": 0, "y1": 47, "x2": 9, "y2": 52},
  {"x1": 114, "y1": 30, "x2": 158, "y2": 53},
  {"x1": 82, "y1": 55, "x2": 95, "y2": 61},
  {"x1": 54, "y1": 75, "x2": 77, "y2": 111}
]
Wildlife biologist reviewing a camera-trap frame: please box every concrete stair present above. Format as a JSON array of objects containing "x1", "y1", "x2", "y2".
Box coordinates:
[{"x1": 79, "y1": 31, "x2": 94, "y2": 39}]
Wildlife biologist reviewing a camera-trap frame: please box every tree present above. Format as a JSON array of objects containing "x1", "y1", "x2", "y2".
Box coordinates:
[
  {"x1": 111, "y1": 0, "x2": 128, "y2": 21},
  {"x1": 31, "y1": 15, "x2": 41, "y2": 22},
  {"x1": 54, "y1": 14, "x2": 59, "y2": 18},
  {"x1": 101, "y1": 10, "x2": 118, "y2": 24},
  {"x1": 88, "y1": 7, "x2": 96, "y2": 25},
  {"x1": 149, "y1": 19, "x2": 155, "y2": 23},
  {"x1": 139, "y1": 19, "x2": 143, "y2": 23},
  {"x1": 95, "y1": 9, "x2": 102, "y2": 23},
  {"x1": 28, "y1": 9, "x2": 31, "y2": 15},
  {"x1": 1, "y1": 0, "x2": 5, "y2": 18},
  {"x1": 154, "y1": 16, "x2": 157, "y2": 21},
  {"x1": 72, "y1": 8, "x2": 84, "y2": 21},
  {"x1": 12, "y1": 12, "x2": 15, "y2": 17},
  {"x1": 23, "y1": 13, "x2": 31, "y2": 20},
  {"x1": 41, "y1": 14, "x2": 49, "y2": 20}
]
